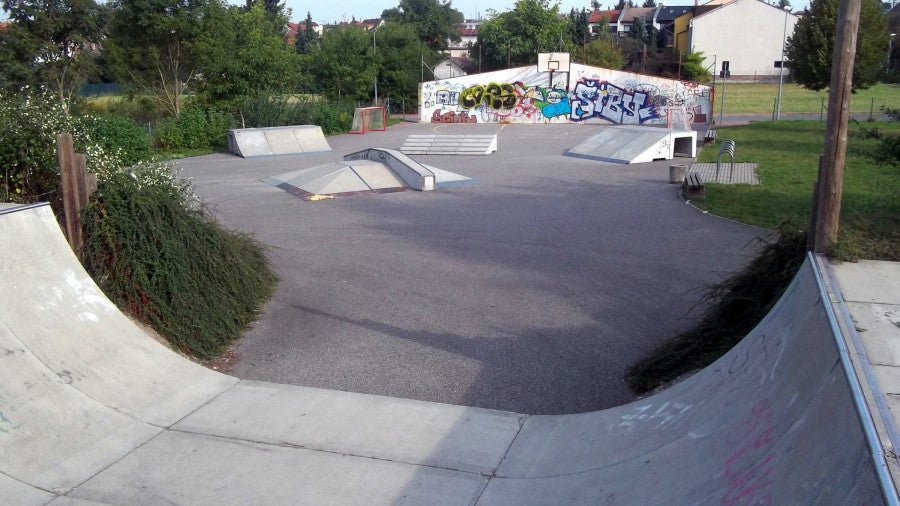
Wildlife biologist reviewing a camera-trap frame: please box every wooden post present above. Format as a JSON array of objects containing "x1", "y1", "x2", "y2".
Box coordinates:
[
  {"x1": 58, "y1": 133, "x2": 95, "y2": 259},
  {"x1": 812, "y1": 0, "x2": 862, "y2": 253}
]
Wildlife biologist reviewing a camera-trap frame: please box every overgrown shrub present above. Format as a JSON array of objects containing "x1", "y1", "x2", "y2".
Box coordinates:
[
  {"x1": 0, "y1": 87, "x2": 127, "y2": 211},
  {"x1": 873, "y1": 133, "x2": 900, "y2": 167},
  {"x1": 82, "y1": 163, "x2": 278, "y2": 359},
  {"x1": 156, "y1": 101, "x2": 234, "y2": 151},
  {"x1": 76, "y1": 114, "x2": 152, "y2": 167},
  {"x1": 625, "y1": 231, "x2": 808, "y2": 394},
  {"x1": 237, "y1": 91, "x2": 353, "y2": 135}
]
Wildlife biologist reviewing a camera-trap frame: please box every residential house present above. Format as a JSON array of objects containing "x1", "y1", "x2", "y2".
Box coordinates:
[
  {"x1": 448, "y1": 19, "x2": 480, "y2": 58},
  {"x1": 653, "y1": 5, "x2": 695, "y2": 48},
  {"x1": 618, "y1": 7, "x2": 655, "y2": 37},
  {"x1": 588, "y1": 10, "x2": 622, "y2": 37},
  {"x1": 686, "y1": 0, "x2": 798, "y2": 79},
  {"x1": 433, "y1": 56, "x2": 470, "y2": 79}
]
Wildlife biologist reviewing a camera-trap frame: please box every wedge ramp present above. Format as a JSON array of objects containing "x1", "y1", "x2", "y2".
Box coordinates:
[
  {"x1": 228, "y1": 125, "x2": 332, "y2": 158},
  {"x1": 0, "y1": 203, "x2": 896, "y2": 504},
  {"x1": 566, "y1": 125, "x2": 696, "y2": 164}
]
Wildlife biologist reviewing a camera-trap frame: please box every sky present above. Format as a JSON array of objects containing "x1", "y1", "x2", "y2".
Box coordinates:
[{"x1": 285, "y1": 0, "x2": 811, "y2": 24}]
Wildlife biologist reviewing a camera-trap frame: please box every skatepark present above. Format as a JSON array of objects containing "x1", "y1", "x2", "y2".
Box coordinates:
[{"x1": 2, "y1": 120, "x2": 900, "y2": 503}]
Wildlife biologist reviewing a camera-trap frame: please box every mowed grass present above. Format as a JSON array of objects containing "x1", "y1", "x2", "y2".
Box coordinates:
[
  {"x1": 712, "y1": 82, "x2": 900, "y2": 115},
  {"x1": 695, "y1": 120, "x2": 900, "y2": 260}
]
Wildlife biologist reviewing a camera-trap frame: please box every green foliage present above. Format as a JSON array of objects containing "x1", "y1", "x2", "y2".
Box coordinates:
[
  {"x1": 303, "y1": 26, "x2": 376, "y2": 101},
  {"x1": 236, "y1": 91, "x2": 353, "y2": 134},
  {"x1": 155, "y1": 101, "x2": 234, "y2": 151},
  {"x1": 374, "y1": 21, "x2": 434, "y2": 103},
  {"x1": 872, "y1": 133, "x2": 900, "y2": 167},
  {"x1": 76, "y1": 114, "x2": 152, "y2": 167},
  {"x1": 294, "y1": 11, "x2": 318, "y2": 54},
  {"x1": 477, "y1": 0, "x2": 575, "y2": 71},
  {"x1": 104, "y1": 0, "x2": 207, "y2": 117},
  {"x1": 0, "y1": 87, "x2": 124, "y2": 208},
  {"x1": 694, "y1": 120, "x2": 900, "y2": 261},
  {"x1": 81, "y1": 162, "x2": 277, "y2": 359},
  {"x1": 569, "y1": 8, "x2": 591, "y2": 46},
  {"x1": 0, "y1": 0, "x2": 107, "y2": 112},
  {"x1": 381, "y1": 0, "x2": 463, "y2": 52},
  {"x1": 625, "y1": 231, "x2": 808, "y2": 394},
  {"x1": 680, "y1": 51, "x2": 712, "y2": 83},
  {"x1": 784, "y1": 0, "x2": 890, "y2": 92},
  {"x1": 193, "y1": 2, "x2": 299, "y2": 110},
  {"x1": 579, "y1": 38, "x2": 627, "y2": 69}
]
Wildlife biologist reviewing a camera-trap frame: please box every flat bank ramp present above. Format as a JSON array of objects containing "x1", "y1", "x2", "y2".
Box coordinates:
[
  {"x1": 566, "y1": 125, "x2": 697, "y2": 164},
  {"x1": 227, "y1": 125, "x2": 332, "y2": 158},
  {"x1": 0, "y1": 204, "x2": 895, "y2": 504}
]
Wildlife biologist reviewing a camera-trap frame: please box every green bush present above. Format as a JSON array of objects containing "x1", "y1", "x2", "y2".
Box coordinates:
[
  {"x1": 82, "y1": 163, "x2": 278, "y2": 359},
  {"x1": 873, "y1": 134, "x2": 900, "y2": 167},
  {"x1": 76, "y1": 114, "x2": 152, "y2": 167},
  {"x1": 237, "y1": 92, "x2": 353, "y2": 135},
  {"x1": 156, "y1": 102, "x2": 234, "y2": 151}
]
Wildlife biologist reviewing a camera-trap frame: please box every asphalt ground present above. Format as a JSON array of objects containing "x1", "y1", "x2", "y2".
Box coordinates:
[{"x1": 178, "y1": 122, "x2": 769, "y2": 415}]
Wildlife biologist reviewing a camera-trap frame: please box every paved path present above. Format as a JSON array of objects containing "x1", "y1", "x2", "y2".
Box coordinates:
[{"x1": 178, "y1": 122, "x2": 768, "y2": 414}]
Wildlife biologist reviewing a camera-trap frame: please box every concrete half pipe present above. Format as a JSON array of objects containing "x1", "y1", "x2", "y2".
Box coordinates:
[{"x1": 0, "y1": 203, "x2": 895, "y2": 504}]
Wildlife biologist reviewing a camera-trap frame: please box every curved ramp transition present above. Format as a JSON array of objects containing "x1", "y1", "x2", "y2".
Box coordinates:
[{"x1": 0, "y1": 203, "x2": 895, "y2": 504}]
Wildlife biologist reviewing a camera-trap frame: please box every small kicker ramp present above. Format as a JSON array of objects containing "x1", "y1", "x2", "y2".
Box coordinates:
[
  {"x1": 400, "y1": 134, "x2": 498, "y2": 155},
  {"x1": 227, "y1": 125, "x2": 332, "y2": 158},
  {"x1": 1, "y1": 204, "x2": 896, "y2": 504},
  {"x1": 566, "y1": 125, "x2": 697, "y2": 164}
]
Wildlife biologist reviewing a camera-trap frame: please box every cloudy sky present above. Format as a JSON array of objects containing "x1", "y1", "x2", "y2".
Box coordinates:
[{"x1": 285, "y1": 0, "x2": 810, "y2": 24}]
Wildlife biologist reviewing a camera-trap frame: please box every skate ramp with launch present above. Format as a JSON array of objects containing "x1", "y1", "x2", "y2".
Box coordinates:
[
  {"x1": 566, "y1": 125, "x2": 697, "y2": 164},
  {"x1": 0, "y1": 203, "x2": 894, "y2": 504}
]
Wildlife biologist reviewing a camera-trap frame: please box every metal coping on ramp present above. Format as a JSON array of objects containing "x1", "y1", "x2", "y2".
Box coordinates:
[
  {"x1": 566, "y1": 125, "x2": 697, "y2": 164},
  {"x1": 399, "y1": 134, "x2": 498, "y2": 156},
  {"x1": 1, "y1": 203, "x2": 898, "y2": 504},
  {"x1": 227, "y1": 125, "x2": 332, "y2": 158}
]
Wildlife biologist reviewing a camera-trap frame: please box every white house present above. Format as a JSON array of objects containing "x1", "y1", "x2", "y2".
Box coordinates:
[{"x1": 688, "y1": 0, "x2": 798, "y2": 78}]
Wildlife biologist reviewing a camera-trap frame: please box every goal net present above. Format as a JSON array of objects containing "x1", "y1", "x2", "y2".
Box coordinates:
[{"x1": 349, "y1": 107, "x2": 386, "y2": 134}]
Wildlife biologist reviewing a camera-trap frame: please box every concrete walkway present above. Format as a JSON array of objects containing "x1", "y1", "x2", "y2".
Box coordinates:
[{"x1": 1, "y1": 203, "x2": 898, "y2": 504}]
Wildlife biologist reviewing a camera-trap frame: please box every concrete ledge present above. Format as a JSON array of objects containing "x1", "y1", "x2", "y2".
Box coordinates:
[{"x1": 344, "y1": 148, "x2": 435, "y2": 191}]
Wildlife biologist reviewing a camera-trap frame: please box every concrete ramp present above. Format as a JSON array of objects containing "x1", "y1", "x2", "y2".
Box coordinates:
[
  {"x1": 262, "y1": 153, "x2": 475, "y2": 200},
  {"x1": 400, "y1": 134, "x2": 498, "y2": 155},
  {"x1": 567, "y1": 125, "x2": 697, "y2": 164},
  {"x1": 228, "y1": 125, "x2": 332, "y2": 158},
  {"x1": 0, "y1": 203, "x2": 895, "y2": 503}
]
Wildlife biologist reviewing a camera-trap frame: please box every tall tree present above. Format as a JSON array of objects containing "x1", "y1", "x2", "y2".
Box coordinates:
[
  {"x1": 304, "y1": 25, "x2": 375, "y2": 100},
  {"x1": 0, "y1": 0, "x2": 106, "y2": 113},
  {"x1": 642, "y1": 0, "x2": 656, "y2": 7},
  {"x1": 193, "y1": 2, "x2": 299, "y2": 109},
  {"x1": 381, "y1": 0, "x2": 463, "y2": 52},
  {"x1": 104, "y1": 0, "x2": 208, "y2": 117},
  {"x1": 630, "y1": 16, "x2": 648, "y2": 45},
  {"x1": 569, "y1": 8, "x2": 591, "y2": 47},
  {"x1": 476, "y1": 0, "x2": 574, "y2": 71},
  {"x1": 294, "y1": 11, "x2": 318, "y2": 54},
  {"x1": 784, "y1": 0, "x2": 889, "y2": 91},
  {"x1": 372, "y1": 21, "x2": 434, "y2": 102}
]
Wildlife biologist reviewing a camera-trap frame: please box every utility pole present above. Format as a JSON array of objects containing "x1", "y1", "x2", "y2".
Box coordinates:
[{"x1": 811, "y1": 0, "x2": 862, "y2": 253}]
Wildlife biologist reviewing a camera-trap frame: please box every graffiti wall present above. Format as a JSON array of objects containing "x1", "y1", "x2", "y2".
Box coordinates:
[{"x1": 419, "y1": 64, "x2": 713, "y2": 126}]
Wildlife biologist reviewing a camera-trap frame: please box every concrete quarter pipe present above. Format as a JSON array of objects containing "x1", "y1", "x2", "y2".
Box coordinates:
[{"x1": 0, "y1": 203, "x2": 895, "y2": 504}]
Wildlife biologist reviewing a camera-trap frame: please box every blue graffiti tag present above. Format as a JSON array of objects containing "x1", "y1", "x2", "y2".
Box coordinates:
[{"x1": 570, "y1": 79, "x2": 658, "y2": 124}]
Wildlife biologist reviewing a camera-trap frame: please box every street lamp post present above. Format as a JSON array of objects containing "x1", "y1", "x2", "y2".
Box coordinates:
[{"x1": 775, "y1": 6, "x2": 791, "y2": 121}]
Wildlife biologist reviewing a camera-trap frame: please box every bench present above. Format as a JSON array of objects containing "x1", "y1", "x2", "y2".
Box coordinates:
[
  {"x1": 716, "y1": 139, "x2": 736, "y2": 182},
  {"x1": 684, "y1": 172, "x2": 705, "y2": 199},
  {"x1": 704, "y1": 129, "x2": 718, "y2": 144}
]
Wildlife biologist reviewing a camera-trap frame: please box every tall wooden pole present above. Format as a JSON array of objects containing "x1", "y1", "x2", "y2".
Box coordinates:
[{"x1": 811, "y1": 0, "x2": 862, "y2": 253}]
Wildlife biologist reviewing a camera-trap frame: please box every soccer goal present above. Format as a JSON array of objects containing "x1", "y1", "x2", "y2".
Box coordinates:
[{"x1": 349, "y1": 106, "x2": 386, "y2": 134}]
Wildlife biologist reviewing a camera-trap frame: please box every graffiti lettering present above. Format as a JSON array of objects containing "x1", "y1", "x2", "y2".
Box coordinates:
[
  {"x1": 721, "y1": 399, "x2": 777, "y2": 505},
  {"x1": 459, "y1": 82, "x2": 518, "y2": 110},
  {"x1": 571, "y1": 79, "x2": 658, "y2": 124},
  {"x1": 435, "y1": 89, "x2": 459, "y2": 106},
  {"x1": 431, "y1": 110, "x2": 477, "y2": 123}
]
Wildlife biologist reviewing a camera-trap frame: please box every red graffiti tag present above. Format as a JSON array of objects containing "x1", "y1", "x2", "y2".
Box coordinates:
[{"x1": 721, "y1": 399, "x2": 777, "y2": 506}]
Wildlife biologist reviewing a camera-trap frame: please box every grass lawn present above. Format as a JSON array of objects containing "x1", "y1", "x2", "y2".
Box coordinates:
[
  {"x1": 694, "y1": 120, "x2": 899, "y2": 260},
  {"x1": 711, "y1": 82, "x2": 900, "y2": 116}
]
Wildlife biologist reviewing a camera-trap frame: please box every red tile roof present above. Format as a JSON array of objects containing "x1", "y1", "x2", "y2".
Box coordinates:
[{"x1": 589, "y1": 10, "x2": 621, "y2": 23}]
